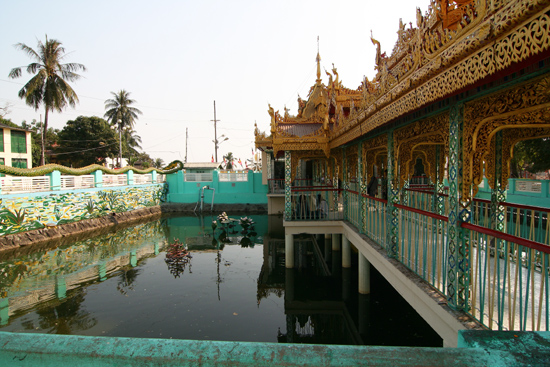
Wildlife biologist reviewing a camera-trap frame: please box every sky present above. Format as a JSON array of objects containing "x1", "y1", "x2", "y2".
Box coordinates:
[{"x1": 0, "y1": 0, "x2": 426, "y2": 166}]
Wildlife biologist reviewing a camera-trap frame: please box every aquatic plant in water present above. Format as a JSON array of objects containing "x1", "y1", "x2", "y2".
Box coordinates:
[{"x1": 165, "y1": 239, "x2": 192, "y2": 278}]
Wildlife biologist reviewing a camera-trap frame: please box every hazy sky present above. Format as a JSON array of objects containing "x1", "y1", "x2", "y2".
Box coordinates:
[{"x1": 0, "y1": 0, "x2": 425, "y2": 166}]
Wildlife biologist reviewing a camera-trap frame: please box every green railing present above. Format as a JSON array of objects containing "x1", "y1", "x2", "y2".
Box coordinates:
[
  {"x1": 395, "y1": 204, "x2": 449, "y2": 293},
  {"x1": 465, "y1": 222, "x2": 549, "y2": 331},
  {"x1": 289, "y1": 187, "x2": 342, "y2": 221},
  {"x1": 287, "y1": 186, "x2": 550, "y2": 332},
  {"x1": 346, "y1": 190, "x2": 387, "y2": 248}
]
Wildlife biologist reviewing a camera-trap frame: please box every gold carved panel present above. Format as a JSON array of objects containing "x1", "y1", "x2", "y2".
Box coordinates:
[{"x1": 463, "y1": 75, "x2": 550, "y2": 199}]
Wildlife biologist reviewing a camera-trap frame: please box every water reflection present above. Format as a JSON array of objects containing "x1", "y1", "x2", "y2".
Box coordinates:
[{"x1": 0, "y1": 213, "x2": 441, "y2": 347}]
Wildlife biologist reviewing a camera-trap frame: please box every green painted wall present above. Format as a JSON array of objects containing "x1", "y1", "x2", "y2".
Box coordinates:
[{"x1": 167, "y1": 170, "x2": 268, "y2": 204}]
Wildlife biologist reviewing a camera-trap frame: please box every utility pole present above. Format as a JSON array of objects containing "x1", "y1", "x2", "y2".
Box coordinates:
[
  {"x1": 212, "y1": 101, "x2": 219, "y2": 162},
  {"x1": 185, "y1": 127, "x2": 188, "y2": 163}
]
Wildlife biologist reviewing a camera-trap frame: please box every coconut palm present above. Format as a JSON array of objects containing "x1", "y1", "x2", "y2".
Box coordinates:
[
  {"x1": 104, "y1": 90, "x2": 142, "y2": 167},
  {"x1": 8, "y1": 35, "x2": 86, "y2": 166},
  {"x1": 223, "y1": 152, "x2": 234, "y2": 170},
  {"x1": 153, "y1": 158, "x2": 165, "y2": 169},
  {"x1": 122, "y1": 128, "x2": 142, "y2": 159}
]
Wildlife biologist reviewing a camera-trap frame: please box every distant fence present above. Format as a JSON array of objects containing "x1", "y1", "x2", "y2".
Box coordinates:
[{"x1": 0, "y1": 172, "x2": 162, "y2": 194}]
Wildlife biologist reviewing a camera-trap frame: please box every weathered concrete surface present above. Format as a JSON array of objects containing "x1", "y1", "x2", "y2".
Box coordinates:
[
  {"x1": 459, "y1": 330, "x2": 550, "y2": 366},
  {"x1": 0, "y1": 331, "x2": 537, "y2": 367}
]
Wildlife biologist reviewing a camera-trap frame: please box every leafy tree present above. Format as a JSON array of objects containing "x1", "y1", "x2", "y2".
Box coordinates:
[
  {"x1": 55, "y1": 116, "x2": 118, "y2": 167},
  {"x1": 510, "y1": 138, "x2": 550, "y2": 178},
  {"x1": 8, "y1": 35, "x2": 86, "y2": 166},
  {"x1": 0, "y1": 117, "x2": 19, "y2": 129},
  {"x1": 22, "y1": 120, "x2": 59, "y2": 167},
  {"x1": 104, "y1": 90, "x2": 142, "y2": 167}
]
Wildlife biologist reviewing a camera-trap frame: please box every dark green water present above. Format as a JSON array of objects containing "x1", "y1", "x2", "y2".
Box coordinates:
[{"x1": 0, "y1": 214, "x2": 442, "y2": 347}]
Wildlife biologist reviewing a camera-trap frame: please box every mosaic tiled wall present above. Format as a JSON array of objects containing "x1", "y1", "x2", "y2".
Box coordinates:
[{"x1": 0, "y1": 184, "x2": 167, "y2": 237}]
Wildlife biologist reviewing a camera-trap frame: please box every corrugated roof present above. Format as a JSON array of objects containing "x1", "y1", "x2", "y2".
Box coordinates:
[
  {"x1": 278, "y1": 123, "x2": 323, "y2": 137},
  {"x1": 183, "y1": 162, "x2": 220, "y2": 169},
  {"x1": 0, "y1": 123, "x2": 33, "y2": 132}
]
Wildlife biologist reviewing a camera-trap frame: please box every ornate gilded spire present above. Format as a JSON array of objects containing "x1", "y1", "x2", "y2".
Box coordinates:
[{"x1": 316, "y1": 36, "x2": 321, "y2": 83}]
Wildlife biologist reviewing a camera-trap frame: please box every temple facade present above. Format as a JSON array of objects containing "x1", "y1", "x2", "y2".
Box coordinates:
[{"x1": 255, "y1": 0, "x2": 550, "y2": 333}]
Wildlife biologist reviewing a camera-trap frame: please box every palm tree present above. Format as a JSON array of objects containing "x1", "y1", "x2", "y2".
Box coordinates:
[
  {"x1": 122, "y1": 128, "x2": 142, "y2": 160},
  {"x1": 224, "y1": 152, "x2": 234, "y2": 170},
  {"x1": 153, "y1": 158, "x2": 165, "y2": 169},
  {"x1": 104, "y1": 90, "x2": 142, "y2": 167},
  {"x1": 8, "y1": 35, "x2": 86, "y2": 166}
]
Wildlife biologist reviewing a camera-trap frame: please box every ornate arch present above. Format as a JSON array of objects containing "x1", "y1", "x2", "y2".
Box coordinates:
[
  {"x1": 463, "y1": 75, "x2": 550, "y2": 199},
  {"x1": 394, "y1": 113, "x2": 449, "y2": 188},
  {"x1": 362, "y1": 133, "x2": 388, "y2": 183}
]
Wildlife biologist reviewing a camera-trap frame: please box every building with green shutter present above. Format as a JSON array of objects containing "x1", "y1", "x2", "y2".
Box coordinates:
[{"x1": 0, "y1": 123, "x2": 33, "y2": 169}]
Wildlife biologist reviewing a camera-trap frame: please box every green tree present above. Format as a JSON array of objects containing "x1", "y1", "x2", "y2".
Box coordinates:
[
  {"x1": 511, "y1": 138, "x2": 550, "y2": 178},
  {"x1": 55, "y1": 116, "x2": 118, "y2": 167},
  {"x1": 20, "y1": 119, "x2": 59, "y2": 166},
  {"x1": 104, "y1": 90, "x2": 142, "y2": 168},
  {"x1": 8, "y1": 35, "x2": 86, "y2": 166}
]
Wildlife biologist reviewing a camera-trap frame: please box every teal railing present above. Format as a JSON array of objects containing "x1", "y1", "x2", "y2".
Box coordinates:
[{"x1": 286, "y1": 186, "x2": 550, "y2": 332}]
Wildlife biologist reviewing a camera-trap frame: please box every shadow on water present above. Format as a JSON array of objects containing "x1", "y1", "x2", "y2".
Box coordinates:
[{"x1": 0, "y1": 213, "x2": 442, "y2": 347}]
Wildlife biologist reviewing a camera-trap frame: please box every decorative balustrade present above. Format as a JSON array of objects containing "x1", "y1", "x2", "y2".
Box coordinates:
[
  {"x1": 218, "y1": 171, "x2": 248, "y2": 182},
  {"x1": 289, "y1": 187, "x2": 343, "y2": 221},
  {"x1": 133, "y1": 174, "x2": 153, "y2": 185},
  {"x1": 60, "y1": 175, "x2": 95, "y2": 190},
  {"x1": 184, "y1": 172, "x2": 213, "y2": 182},
  {"x1": 284, "y1": 182, "x2": 549, "y2": 332},
  {"x1": 268, "y1": 179, "x2": 285, "y2": 194},
  {"x1": 0, "y1": 176, "x2": 51, "y2": 194},
  {"x1": 102, "y1": 174, "x2": 128, "y2": 187},
  {"x1": 0, "y1": 170, "x2": 165, "y2": 194},
  {"x1": 464, "y1": 222, "x2": 549, "y2": 331}
]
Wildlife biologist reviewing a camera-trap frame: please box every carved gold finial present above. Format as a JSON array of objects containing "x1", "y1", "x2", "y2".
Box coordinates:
[
  {"x1": 316, "y1": 54, "x2": 322, "y2": 83},
  {"x1": 371, "y1": 30, "x2": 382, "y2": 72},
  {"x1": 268, "y1": 103, "x2": 276, "y2": 133}
]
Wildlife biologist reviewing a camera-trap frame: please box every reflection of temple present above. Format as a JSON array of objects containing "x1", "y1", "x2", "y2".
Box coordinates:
[
  {"x1": 280, "y1": 236, "x2": 364, "y2": 345},
  {"x1": 257, "y1": 215, "x2": 441, "y2": 346}
]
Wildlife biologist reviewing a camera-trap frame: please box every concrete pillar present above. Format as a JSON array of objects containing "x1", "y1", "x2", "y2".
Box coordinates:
[
  {"x1": 359, "y1": 252, "x2": 371, "y2": 294},
  {"x1": 342, "y1": 235, "x2": 351, "y2": 268},
  {"x1": 55, "y1": 276, "x2": 66, "y2": 299},
  {"x1": 342, "y1": 268, "x2": 351, "y2": 302},
  {"x1": 151, "y1": 170, "x2": 158, "y2": 183},
  {"x1": 98, "y1": 262, "x2": 107, "y2": 282},
  {"x1": 0, "y1": 298, "x2": 9, "y2": 326},
  {"x1": 285, "y1": 268, "x2": 295, "y2": 302},
  {"x1": 93, "y1": 169, "x2": 103, "y2": 188},
  {"x1": 324, "y1": 236, "x2": 331, "y2": 262},
  {"x1": 47, "y1": 170, "x2": 61, "y2": 191},
  {"x1": 332, "y1": 233, "x2": 341, "y2": 251},
  {"x1": 285, "y1": 234, "x2": 294, "y2": 268},
  {"x1": 130, "y1": 250, "x2": 137, "y2": 267},
  {"x1": 126, "y1": 169, "x2": 134, "y2": 185},
  {"x1": 358, "y1": 294, "x2": 370, "y2": 334}
]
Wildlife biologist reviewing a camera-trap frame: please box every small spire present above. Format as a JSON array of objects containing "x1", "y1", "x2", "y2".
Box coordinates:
[{"x1": 316, "y1": 36, "x2": 321, "y2": 83}]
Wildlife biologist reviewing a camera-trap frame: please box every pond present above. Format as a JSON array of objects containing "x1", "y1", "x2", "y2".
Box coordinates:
[{"x1": 0, "y1": 214, "x2": 442, "y2": 347}]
